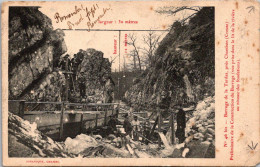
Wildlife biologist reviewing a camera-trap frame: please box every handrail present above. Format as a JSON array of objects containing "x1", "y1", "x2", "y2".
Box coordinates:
[
  {"x1": 65, "y1": 102, "x2": 119, "y2": 106},
  {"x1": 24, "y1": 109, "x2": 112, "y2": 114},
  {"x1": 8, "y1": 100, "x2": 26, "y2": 102},
  {"x1": 25, "y1": 101, "x2": 63, "y2": 104},
  {"x1": 119, "y1": 112, "x2": 148, "y2": 120},
  {"x1": 24, "y1": 110, "x2": 109, "y2": 115},
  {"x1": 8, "y1": 100, "x2": 119, "y2": 106}
]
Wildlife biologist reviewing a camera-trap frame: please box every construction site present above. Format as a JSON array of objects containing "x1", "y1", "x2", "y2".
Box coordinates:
[{"x1": 8, "y1": 6, "x2": 215, "y2": 158}]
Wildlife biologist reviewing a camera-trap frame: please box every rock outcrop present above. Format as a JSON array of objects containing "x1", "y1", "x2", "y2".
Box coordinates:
[
  {"x1": 8, "y1": 7, "x2": 114, "y2": 104},
  {"x1": 125, "y1": 7, "x2": 215, "y2": 110},
  {"x1": 67, "y1": 49, "x2": 114, "y2": 103},
  {"x1": 9, "y1": 7, "x2": 67, "y2": 101}
]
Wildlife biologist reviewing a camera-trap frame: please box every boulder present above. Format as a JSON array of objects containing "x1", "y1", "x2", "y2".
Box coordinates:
[
  {"x1": 207, "y1": 128, "x2": 215, "y2": 135},
  {"x1": 64, "y1": 134, "x2": 98, "y2": 154}
]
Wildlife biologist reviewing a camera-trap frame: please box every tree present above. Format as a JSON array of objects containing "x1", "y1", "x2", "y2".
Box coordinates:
[
  {"x1": 141, "y1": 31, "x2": 161, "y2": 68},
  {"x1": 126, "y1": 32, "x2": 162, "y2": 71},
  {"x1": 156, "y1": 6, "x2": 202, "y2": 23},
  {"x1": 127, "y1": 34, "x2": 142, "y2": 71},
  {"x1": 109, "y1": 55, "x2": 118, "y2": 65}
]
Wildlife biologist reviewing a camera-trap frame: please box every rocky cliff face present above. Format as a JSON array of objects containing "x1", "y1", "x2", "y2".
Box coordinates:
[
  {"x1": 125, "y1": 8, "x2": 215, "y2": 110},
  {"x1": 9, "y1": 7, "x2": 67, "y2": 101},
  {"x1": 8, "y1": 7, "x2": 114, "y2": 104},
  {"x1": 66, "y1": 49, "x2": 114, "y2": 103}
]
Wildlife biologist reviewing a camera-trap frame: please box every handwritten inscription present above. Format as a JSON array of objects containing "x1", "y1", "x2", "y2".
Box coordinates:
[
  {"x1": 86, "y1": 7, "x2": 110, "y2": 31},
  {"x1": 54, "y1": 4, "x2": 111, "y2": 31},
  {"x1": 54, "y1": 5, "x2": 82, "y2": 23}
]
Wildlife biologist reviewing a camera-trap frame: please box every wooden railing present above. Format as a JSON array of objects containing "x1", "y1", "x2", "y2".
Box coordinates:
[
  {"x1": 119, "y1": 106, "x2": 176, "y2": 146},
  {"x1": 8, "y1": 100, "x2": 119, "y2": 140},
  {"x1": 9, "y1": 100, "x2": 177, "y2": 146}
]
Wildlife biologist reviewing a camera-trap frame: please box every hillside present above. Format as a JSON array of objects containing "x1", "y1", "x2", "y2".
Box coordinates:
[{"x1": 125, "y1": 7, "x2": 215, "y2": 111}]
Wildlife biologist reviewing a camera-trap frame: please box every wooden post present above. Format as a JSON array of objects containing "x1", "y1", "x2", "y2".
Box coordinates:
[
  {"x1": 148, "y1": 116, "x2": 158, "y2": 140},
  {"x1": 65, "y1": 57, "x2": 69, "y2": 102},
  {"x1": 171, "y1": 112, "x2": 175, "y2": 145},
  {"x1": 59, "y1": 102, "x2": 65, "y2": 140},
  {"x1": 95, "y1": 106, "x2": 99, "y2": 128},
  {"x1": 80, "y1": 113, "x2": 84, "y2": 133},
  {"x1": 104, "y1": 108, "x2": 107, "y2": 126},
  {"x1": 158, "y1": 110, "x2": 162, "y2": 147},
  {"x1": 116, "y1": 104, "x2": 119, "y2": 118},
  {"x1": 18, "y1": 101, "x2": 25, "y2": 118},
  {"x1": 95, "y1": 114, "x2": 98, "y2": 128},
  {"x1": 79, "y1": 105, "x2": 84, "y2": 133}
]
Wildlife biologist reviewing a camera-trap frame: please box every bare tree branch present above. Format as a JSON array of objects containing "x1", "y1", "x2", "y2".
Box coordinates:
[
  {"x1": 110, "y1": 55, "x2": 118, "y2": 64},
  {"x1": 128, "y1": 33, "x2": 142, "y2": 71},
  {"x1": 155, "y1": 6, "x2": 202, "y2": 23}
]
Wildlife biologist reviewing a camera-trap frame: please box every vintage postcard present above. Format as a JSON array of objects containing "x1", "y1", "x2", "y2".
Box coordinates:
[{"x1": 1, "y1": 0, "x2": 259, "y2": 166}]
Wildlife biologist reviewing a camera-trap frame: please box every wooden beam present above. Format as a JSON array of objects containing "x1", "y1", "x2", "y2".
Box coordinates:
[
  {"x1": 87, "y1": 103, "x2": 120, "y2": 106},
  {"x1": 116, "y1": 105, "x2": 119, "y2": 118},
  {"x1": 104, "y1": 108, "x2": 107, "y2": 126},
  {"x1": 126, "y1": 144, "x2": 134, "y2": 156},
  {"x1": 79, "y1": 105, "x2": 84, "y2": 133},
  {"x1": 171, "y1": 112, "x2": 175, "y2": 145},
  {"x1": 132, "y1": 114, "x2": 147, "y2": 121},
  {"x1": 158, "y1": 110, "x2": 162, "y2": 147},
  {"x1": 59, "y1": 103, "x2": 65, "y2": 140},
  {"x1": 80, "y1": 113, "x2": 84, "y2": 133},
  {"x1": 148, "y1": 116, "x2": 158, "y2": 140},
  {"x1": 24, "y1": 101, "x2": 62, "y2": 104},
  {"x1": 28, "y1": 103, "x2": 40, "y2": 111},
  {"x1": 13, "y1": 100, "x2": 119, "y2": 106},
  {"x1": 18, "y1": 100, "x2": 25, "y2": 118},
  {"x1": 119, "y1": 111, "x2": 148, "y2": 115},
  {"x1": 158, "y1": 132, "x2": 170, "y2": 149},
  {"x1": 65, "y1": 102, "x2": 119, "y2": 106},
  {"x1": 95, "y1": 114, "x2": 98, "y2": 128},
  {"x1": 24, "y1": 110, "x2": 105, "y2": 115},
  {"x1": 65, "y1": 58, "x2": 69, "y2": 102}
]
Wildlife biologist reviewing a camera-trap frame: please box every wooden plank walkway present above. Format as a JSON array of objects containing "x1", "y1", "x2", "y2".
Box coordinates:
[{"x1": 9, "y1": 100, "x2": 120, "y2": 140}]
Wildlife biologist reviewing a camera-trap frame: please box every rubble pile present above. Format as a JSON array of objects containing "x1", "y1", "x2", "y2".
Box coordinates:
[
  {"x1": 8, "y1": 112, "x2": 130, "y2": 158},
  {"x1": 65, "y1": 134, "x2": 98, "y2": 154},
  {"x1": 8, "y1": 112, "x2": 74, "y2": 157},
  {"x1": 9, "y1": 7, "x2": 67, "y2": 100},
  {"x1": 64, "y1": 134, "x2": 132, "y2": 158},
  {"x1": 185, "y1": 96, "x2": 215, "y2": 144}
]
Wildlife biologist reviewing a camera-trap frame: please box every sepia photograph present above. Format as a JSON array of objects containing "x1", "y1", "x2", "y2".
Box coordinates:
[
  {"x1": 3, "y1": 1, "x2": 259, "y2": 166},
  {"x1": 7, "y1": 5, "x2": 215, "y2": 159}
]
